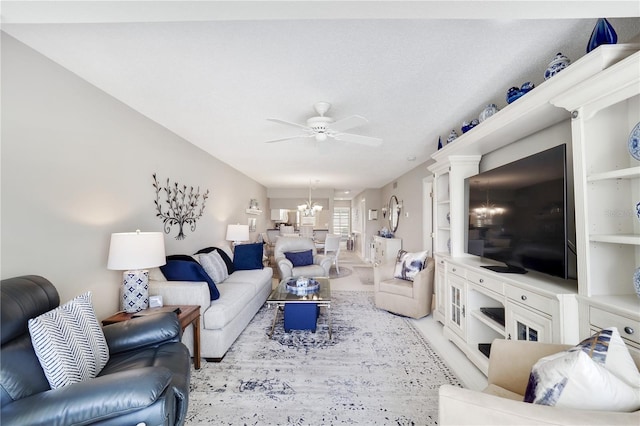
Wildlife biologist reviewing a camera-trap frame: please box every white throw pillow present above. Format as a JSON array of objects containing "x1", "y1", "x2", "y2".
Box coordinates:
[
  {"x1": 524, "y1": 327, "x2": 640, "y2": 412},
  {"x1": 571, "y1": 327, "x2": 640, "y2": 389},
  {"x1": 393, "y1": 250, "x2": 429, "y2": 282},
  {"x1": 28, "y1": 292, "x2": 109, "y2": 389},
  {"x1": 199, "y1": 250, "x2": 229, "y2": 283},
  {"x1": 524, "y1": 349, "x2": 640, "y2": 411}
]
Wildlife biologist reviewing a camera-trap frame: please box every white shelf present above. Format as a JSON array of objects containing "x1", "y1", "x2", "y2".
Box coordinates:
[
  {"x1": 587, "y1": 167, "x2": 640, "y2": 182},
  {"x1": 470, "y1": 310, "x2": 506, "y2": 336},
  {"x1": 589, "y1": 234, "x2": 640, "y2": 245},
  {"x1": 578, "y1": 295, "x2": 640, "y2": 320},
  {"x1": 437, "y1": 200, "x2": 451, "y2": 205},
  {"x1": 432, "y1": 45, "x2": 638, "y2": 162},
  {"x1": 246, "y1": 208, "x2": 263, "y2": 215}
]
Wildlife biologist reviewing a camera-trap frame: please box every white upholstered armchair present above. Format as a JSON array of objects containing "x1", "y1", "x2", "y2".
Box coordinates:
[
  {"x1": 274, "y1": 236, "x2": 332, "y2": 280},
  {"x1": 373, "y1": 255, "x2": 434, "y2": 319}
]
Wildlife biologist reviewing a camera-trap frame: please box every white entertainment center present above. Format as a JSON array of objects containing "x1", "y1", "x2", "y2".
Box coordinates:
[{"x1": 428, "y1": 44, "x2": 640, "y2": 376}]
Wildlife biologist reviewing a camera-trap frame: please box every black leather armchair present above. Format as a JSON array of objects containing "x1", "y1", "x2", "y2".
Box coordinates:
[{"x1": 1, "y1": 275, "x2": 191, "y2": 425}]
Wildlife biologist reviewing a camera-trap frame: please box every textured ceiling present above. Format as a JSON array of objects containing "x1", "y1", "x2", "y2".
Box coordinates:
[{"x1": 2, "y1": 1, "x2": 639, "y2": 198}]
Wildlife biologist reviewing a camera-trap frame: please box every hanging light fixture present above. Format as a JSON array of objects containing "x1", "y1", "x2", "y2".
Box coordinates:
[{"x1": 298, "y1": 181, "x2": 323, "y2": 217}]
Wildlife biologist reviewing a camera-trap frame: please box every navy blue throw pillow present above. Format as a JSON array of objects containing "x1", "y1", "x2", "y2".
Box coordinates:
[
  {"x1": 284, "y1": 250, "x2": 313, "y2": 267},
  {"x1": 167, "y1": 254, "x2": 198, "y2": 263},
  {"x1": 233, "y1": 243, "x2": 264, "y2": 270},
  {"x1": 195, "y1": 247, "x2": 235, "y2": 274},
  {"x1": 160, "y1": 259, "x2": 220, "y2": 300}
]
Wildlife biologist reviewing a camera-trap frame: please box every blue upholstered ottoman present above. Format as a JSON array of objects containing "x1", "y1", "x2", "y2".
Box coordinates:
[{"x1": 284, "y1": 303, "x2": 319, "y2": 332}]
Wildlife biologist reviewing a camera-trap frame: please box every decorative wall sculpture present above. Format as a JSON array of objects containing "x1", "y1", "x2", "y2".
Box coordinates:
[{"x1": 152, "y1": 173, "x2": 210, "y2": 240}]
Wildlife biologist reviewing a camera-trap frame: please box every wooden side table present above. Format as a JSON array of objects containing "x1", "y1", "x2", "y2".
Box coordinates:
[{"x1": 102, "y1": 305, "x2": 201, "y2": 369}]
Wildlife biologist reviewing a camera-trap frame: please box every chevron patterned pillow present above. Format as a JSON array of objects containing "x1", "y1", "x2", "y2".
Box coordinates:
[{"x1": 28, "y1": 292, "x2": 109, "y2": 389}]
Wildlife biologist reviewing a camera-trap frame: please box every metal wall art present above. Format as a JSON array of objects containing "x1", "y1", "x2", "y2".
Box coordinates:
[{"x1": 152, "y1": 173, "x2": 210, "y2": 240}]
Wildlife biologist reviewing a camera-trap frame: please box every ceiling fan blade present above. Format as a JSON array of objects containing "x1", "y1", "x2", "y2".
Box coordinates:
[
  {"x1": 267, "y1": 118, "x2": 311, "y2": 131},
  {"x1": 265, "y1": 134, "x2": 314, "y2": 143},
  {"x1": 333, "y1": 132, "x2": 383, "y2": 147},
  {"x1": 327, "y1": 115, "x2": 368, "y2": 133}
]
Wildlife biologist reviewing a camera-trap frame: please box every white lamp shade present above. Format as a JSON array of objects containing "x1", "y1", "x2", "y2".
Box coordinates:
[
  {"x1": 226, "y1": 224, "x2": 250, "y2": 242},
  {"x1": 107, "y1": 231, "x2": 166, "y2": 270}
]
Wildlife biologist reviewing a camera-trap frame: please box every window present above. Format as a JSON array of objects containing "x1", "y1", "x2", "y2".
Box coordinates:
[{"x1": 333, "y1": 207, "x2": 350, "y2": 239}]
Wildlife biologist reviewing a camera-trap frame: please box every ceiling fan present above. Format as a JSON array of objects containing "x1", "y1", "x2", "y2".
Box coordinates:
[{"x1": 265, "y1": 102, "x2": 382, "y2": 146}]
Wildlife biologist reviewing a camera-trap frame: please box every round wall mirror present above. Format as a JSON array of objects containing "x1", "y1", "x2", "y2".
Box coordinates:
[{"x1": 389, "y1": 195, "x2": 400, "y2": 232}]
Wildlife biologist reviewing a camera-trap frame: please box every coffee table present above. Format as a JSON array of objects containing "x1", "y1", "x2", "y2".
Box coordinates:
[{"x1": 266, "y1": 277, "x2": 332, "y2": 339}]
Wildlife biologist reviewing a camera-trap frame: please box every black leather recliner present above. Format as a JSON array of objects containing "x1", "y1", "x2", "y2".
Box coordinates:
[{"x1": 1, "y1": 275, "x2": 191, "y2": 425}]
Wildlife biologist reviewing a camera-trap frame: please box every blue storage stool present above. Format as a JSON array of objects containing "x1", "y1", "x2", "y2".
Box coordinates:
[{"x1": 284, "y1": 303, "x2": 319, "y2": 332}]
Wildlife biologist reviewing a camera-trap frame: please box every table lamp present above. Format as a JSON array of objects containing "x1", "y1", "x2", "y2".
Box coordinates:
[
  {"x1": 226, "y1": 224, "x2": 250, "y2": 248},
  {"x1": 107, "y1": 230, "x2": 166, "y2": 313}
]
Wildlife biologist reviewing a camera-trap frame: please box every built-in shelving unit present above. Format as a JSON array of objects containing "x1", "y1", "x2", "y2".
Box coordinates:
[
  {"x1": 429, "y1": 44, "x2": 640, "y2": 374},
  {"x1": 551, "y1": 49, "x2": 640, "y2": 354}
]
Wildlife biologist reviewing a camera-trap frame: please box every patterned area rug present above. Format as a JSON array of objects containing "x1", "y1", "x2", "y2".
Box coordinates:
[
  {"x1": 328, "y1": 266, "x2": 352, "y2": 279},
  {"x1": 352, "y1": 266, "x2": 374, "y2": 285},
  {"x1": 186, "y1": 291, "x2": 461, "y2": 425}
]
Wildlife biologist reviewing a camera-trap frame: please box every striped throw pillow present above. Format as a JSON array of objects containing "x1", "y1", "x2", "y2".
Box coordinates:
[
  {"x1": 199, "y1": 250, "x2": 229, "y2": 283},
  {"x1": 28, "y1": 292, "x2": 109, "y2": 389}
]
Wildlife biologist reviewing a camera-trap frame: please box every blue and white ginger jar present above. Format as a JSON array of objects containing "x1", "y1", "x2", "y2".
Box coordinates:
[{"x1": 544, "y1": 53, "x2": 571, "y2": 80}]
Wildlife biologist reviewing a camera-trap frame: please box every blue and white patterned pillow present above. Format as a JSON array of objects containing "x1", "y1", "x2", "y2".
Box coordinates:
[
  {"x1": 570, "y1": 327, "x2": 640, "y2": 388},
  {"x1": 28, "y1": 292, "x2": 109, "y2": 389},
  {"x1": 524, "y1": 328, "x2": 640, "y2": 412},
  {"x1": 199, "y1": 250, "x2": 229, "y2": 283},
  {"x1": 393, "y1": 250, "x2": 429, "y2": 282}
]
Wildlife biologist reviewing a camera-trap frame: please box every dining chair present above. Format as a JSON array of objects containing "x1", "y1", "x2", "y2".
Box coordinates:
[{"x1": 323, "y1": 234, "x2": 342, "y2": 274}]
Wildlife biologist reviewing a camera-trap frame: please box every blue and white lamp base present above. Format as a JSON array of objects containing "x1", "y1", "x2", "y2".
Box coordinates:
[{"x1": 122, "y1": 269, "x2": 149, "y2": 313}]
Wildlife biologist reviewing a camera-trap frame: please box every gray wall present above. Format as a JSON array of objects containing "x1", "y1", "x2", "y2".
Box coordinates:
[
  {"x1": 1, "y1": 33, "x2": 268, "y2": 319},
  {"x1": 378, "y1": 162, "x2": 433, "y2": 253}
]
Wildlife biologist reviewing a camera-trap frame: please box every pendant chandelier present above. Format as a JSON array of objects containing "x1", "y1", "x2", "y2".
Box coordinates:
[{"x1": 298, "y1": 182, "x2": 323, "y2": 217}]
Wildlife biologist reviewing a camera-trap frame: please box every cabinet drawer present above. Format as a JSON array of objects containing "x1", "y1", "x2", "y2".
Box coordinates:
[
  {"x1": 589, "y1": 307, "x2": 640, "y2": 346},
  {"x1": 467, "y1": 270, "x2": 504, "y2": 295},
  {"x1": 506, "y1": 286, "x2": 552, "y2": 315},
  {"x1": 447, "y1": 263, "x2": 466, "y2": 278}
]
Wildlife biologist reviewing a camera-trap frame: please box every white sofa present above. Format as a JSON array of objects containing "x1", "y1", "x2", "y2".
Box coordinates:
[{"x1": 148, "y1": 258, "x2": 273, "y2": 360}]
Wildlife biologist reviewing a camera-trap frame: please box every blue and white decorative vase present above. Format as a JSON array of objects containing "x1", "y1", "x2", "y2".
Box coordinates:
[
  {"x1": 479, "y1": 104, "x2": 499, "y2": 122},
  {"x1": 635, "y1": 201, "x2": 640, "y2": 223},
  {"x1": 587, "y1": 18, "x2": 617, "y2": 53},
  {"x1": 461, "y1": 121, "x2": 472, "y2": 133},
  {"x1": 544, "y1": 53, "x2": 571, "y2": 80},
  {"x1": 506, "y1": 87, "x2": 522, "y2": 104},
  {"x1": 437, "y1": 136, "x2": 443, "y2": 150},
  {"x1": 447, "y1": 129, "x2": 458, "y2": 144},
  {"x1": 520, "y1": 81, "x2": 535, "y2": 93}
]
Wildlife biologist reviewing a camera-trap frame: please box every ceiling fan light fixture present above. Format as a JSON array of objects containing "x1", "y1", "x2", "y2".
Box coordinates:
[{"x1": 315, "y1": 132, "x2": 328, "y2": 142}]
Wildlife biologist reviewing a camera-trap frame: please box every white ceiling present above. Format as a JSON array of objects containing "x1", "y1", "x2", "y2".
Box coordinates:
[{"x1": 2, "y1": 1, "x2": 639, "y2": 198}]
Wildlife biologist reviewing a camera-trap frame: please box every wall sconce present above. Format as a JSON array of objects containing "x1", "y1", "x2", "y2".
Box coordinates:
[{"x1": 381, "y1": 204, "x2": 388, "y2": 218}]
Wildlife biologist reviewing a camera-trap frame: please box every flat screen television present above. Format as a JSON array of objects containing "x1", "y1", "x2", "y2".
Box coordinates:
[{"x1": 465, "y1": 145, "x2": 570, "y2": 279}]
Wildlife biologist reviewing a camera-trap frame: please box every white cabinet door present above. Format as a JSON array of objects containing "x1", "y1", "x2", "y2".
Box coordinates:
[
  {"x1": 506, "y1": 302, "x2": 552, "y2": 343},
  {"x1": 447, "y1": 274, "x2": 466, "y2": 340},
  {"x1": 434, "y1": 257, "x2": 446, "y2": 323}
]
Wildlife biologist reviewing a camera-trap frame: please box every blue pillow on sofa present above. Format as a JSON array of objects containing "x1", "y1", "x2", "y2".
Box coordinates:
[
  {"x1": 233, "y1": 243, "x2": 264, "y2": 270},
  {"x1": 284, "y1": 250, "x2": 313, "y2": 267},
  {"x1": 160, "y1": 259, "x2": 220, "y2": 300}
]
